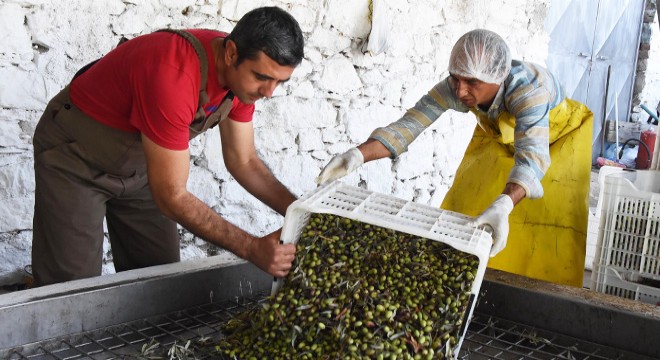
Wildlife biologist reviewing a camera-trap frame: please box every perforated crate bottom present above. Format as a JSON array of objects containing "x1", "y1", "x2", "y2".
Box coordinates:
[{"x1": 3, "y1": 293, "x2": 652, "y2": 360}]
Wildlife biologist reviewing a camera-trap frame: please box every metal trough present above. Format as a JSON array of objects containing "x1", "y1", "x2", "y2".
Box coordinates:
[{"x1": 0, "y1": 256, "x2": 658, "y2": 359}]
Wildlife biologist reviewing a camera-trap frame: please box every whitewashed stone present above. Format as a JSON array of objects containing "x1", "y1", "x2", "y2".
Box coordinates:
[
  {"x1": 341, "y1": 103, "x2": 401, "y2": 142},
  {"x1": 429, "y1": 173, "x2": 451, "y2": 207},
  {"x1": 113, "y1": 6, "x2": 148, "y2": 35},
  {"x1": 0, "y1": 4, "x2": 32, "y2": 64},
  {"x1": 220, "y1": 178, "x2": 263, "y2": 207},
  {"x1": 401, "y1": 80, "x2": 437, "y2": 109},
  {"x1": 221, "y1": 202, "x2": 281, "y2": 237},
  {"x1": 0, "y1": 158, "x2": 34, "y2": 233},
  {"x1": 0, "y1": 4, "x2": 32, "y2": 63},
  {"x1": 272, "y1": 83, "x2": 288, "y2": 98},
  {"x1": 398, "y1": 2, "x2": 443, "y2": 34},
  {"x1": 257, "y1": 96, "x2": 337, "y2": 129},
  {"x1": 101, "y1": 263, "x2": 116, "y2": 275},
  {"x1": 288, "y1": 5, "x2": 316, "y2": 33},
  {"x1": 384, "y1": 32, "x2": 413, "y2": 58},
  {"x1": 414, "y1": 62, "x2": 437, "y2": 80},
  {"x1": 291, "y1": 80, "x2": 316, "y2": 99},
  {"x1": 254, "y1": 126, "x2": 297, "y2": 152},
  {"x1": 181, "y1": 231, "x2": 196, "y2": 244},
  {"x1": 0, "y1": 156, "x2": 34, "y2": 199},
  {"x1": 202, "y1": 129, "x2": 232, "y2": 181},
  {"x1": 349, "y1": 96, "x2": 373, "y2": 110},
  {"x1": 304, "y1": 47, "x2": 323, "y2": 64},
  {"x1": 358, "y1": 158, "x2": 394, "y2": 194},
  {"x1": 291, "y1": 59, "x2": 314, "y2": 81},
  {"x1": 298, "y1": 128, "x2": 325, "y2": 151},
  {"x1": 325, "y1": 142, "x2": 353, "y2": 155},
  {"x1": 0, "y1": 118, "x2": 25, "y2": 148},
  {"x1": 321, "y1": 126, "x2": 344, "y2": 144},
  {"x1": 317, "y1": 55, "x2": 363, "y2": 95},
  {"x1": 160, "y1": 0, "x2": 197, "y2": 9},
  {"x1": 310, "y1": 150, "x2": 330, "y2": 161},
  {"x1": 198, "y1": 4, "x2": 221, "y2": 17},
  {"x1": 0, "y1": 232, "x2": 31, "y2": 277},
  {"x1": 219, "y1": 0, "x2": 269, "y2": 21},
  {"x1": 324, "y1": 0, "x2": 371, "y2": 38},
  {"x1": 151, "y1": 13, "x2": 175, "y2": 29},
  {"x1": 351, "y1": 48, "x2": 381, "y2": 68},
  {"x1": 0, "y1": 194, "x2": 34, "y2": 232},
  {"x1": 383, "y1": 57, "x2": 414, "y2": 77},
  {"x1": 362, "y1": 85, "x2": 382, "y2": 99},
  {"x1": 269, "y1": 152, "x2": 320, "y2": 195},
  {"x1": 392, "y1": 178, "x2": 415, "y2": 200},
  {"x1": 188, "y1": 166, "x2": 222, "y2": 209},
  {"x1": 180, "y1": 245, "x2": 207, "y2": 261},
  {"x1": 412, "y1": 33, "x2": 435, "y2": 58},
  {"x1": 381, "y1": 79, "x2": 403, "y2": 105},
  {"x1": 393, "y1": 130, "x2": 435, "y2": 180},
  {"x1": 359, "y1": 68, "x2": 385, "y2": 87},
  {"x1": 0, "y1": 68, "x2": 59, "y2": 111},
  {"x1": 308, "y1": 27, "x2": 352, "y2": 56},
  {"x1": 431, "y1": 112, "x2": 475, "y2": 179}
]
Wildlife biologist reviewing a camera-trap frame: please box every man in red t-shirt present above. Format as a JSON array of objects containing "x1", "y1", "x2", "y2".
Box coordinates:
[{"x1": 31, "y1": 7, "x2": 305, "y2": 286}]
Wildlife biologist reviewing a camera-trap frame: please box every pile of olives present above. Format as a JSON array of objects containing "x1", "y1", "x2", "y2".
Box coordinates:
[{"x1": 216, "y1": 213, "x2": 479, "y2": 359}]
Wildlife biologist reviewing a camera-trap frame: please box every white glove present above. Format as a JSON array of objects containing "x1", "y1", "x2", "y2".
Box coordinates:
[
  {"x1": 471, "y1": 194, "x2": 514, "y2": 257},
  {"x1": 315, "y1": 147, "x2": 364, "y2": 185}
]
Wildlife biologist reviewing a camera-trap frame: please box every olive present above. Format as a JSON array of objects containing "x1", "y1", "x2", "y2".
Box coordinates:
[{"x1": 216, "y1": 213, "x2": 479, "y2": 359}]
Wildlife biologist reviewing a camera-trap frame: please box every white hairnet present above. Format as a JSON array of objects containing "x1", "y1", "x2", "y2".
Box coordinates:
[{"x1": 448, "y1": 29, "x2": 512, "y2": 84}]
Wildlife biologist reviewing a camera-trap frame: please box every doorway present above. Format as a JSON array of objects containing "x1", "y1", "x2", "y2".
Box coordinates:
[{"x1": 545, "y1": 0, "x2": 646, "y2": 163}]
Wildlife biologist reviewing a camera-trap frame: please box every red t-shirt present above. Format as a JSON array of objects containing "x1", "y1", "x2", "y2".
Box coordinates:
[{"x1": 70, "y1": 29, "x2": 254, "y2": 150}]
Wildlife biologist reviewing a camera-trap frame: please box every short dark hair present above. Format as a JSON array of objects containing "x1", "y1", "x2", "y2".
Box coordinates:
[{"x1": 224, "y1": 6, "x2": 304, "y2": 67}]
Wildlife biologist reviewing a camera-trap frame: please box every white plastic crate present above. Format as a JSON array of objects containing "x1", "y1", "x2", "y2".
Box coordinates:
[
  {"x1": 273, "y1": 181, "x2": 493, "y2": 358},
  {"x1": 585, "y1": 211, "x2": 600, "y2": 270},
  {"x1": 591, "y1": 169, "x2": 660, "y2": 305},
  {"x1": 585, "y1": 166, "x2": 625, "y2": 270},
  {"x1": 591, "y1": 264, "x2": 660, "y2": 305}
]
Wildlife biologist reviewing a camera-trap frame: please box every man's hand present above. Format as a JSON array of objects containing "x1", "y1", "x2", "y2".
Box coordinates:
[
  {"x1": 245, "y1": 229, "x2": 296, "y2": 277},
  {"x1": 316, "y1": 147, "x2": 365, "y2": 185},
  {"x1": 471, "y1": 194, "x2": 514, "y2": 257}
]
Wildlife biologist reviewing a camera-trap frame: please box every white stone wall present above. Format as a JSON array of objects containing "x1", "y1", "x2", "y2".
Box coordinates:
[
  {"x1": 0, "y1": 0, "x2": 656, "y2": 283},
  {"x1": 636, "y1": 7, "x2": 660, "y2": 123}
]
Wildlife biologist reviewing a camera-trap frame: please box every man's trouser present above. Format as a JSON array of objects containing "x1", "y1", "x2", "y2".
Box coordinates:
[
  {"x1": 32, "y1": 86, "x2": 179, "y2": 286},
  {"x1": 442, "y1": 99, "x2": 593, "y2": 287}
]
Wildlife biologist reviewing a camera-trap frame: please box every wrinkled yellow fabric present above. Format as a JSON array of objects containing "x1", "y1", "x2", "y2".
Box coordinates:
[{"x1": 441, "y1": 99, "x2": 593, "y2": 287}]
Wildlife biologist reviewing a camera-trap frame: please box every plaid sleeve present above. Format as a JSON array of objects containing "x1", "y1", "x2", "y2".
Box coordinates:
[{"x1": 505, "y1": 65, "x2": 554, "y2": 199}]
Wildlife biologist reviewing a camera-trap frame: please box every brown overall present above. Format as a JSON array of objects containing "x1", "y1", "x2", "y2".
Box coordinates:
[{"x1": 32, "y1": 30, "x2": 234, "y2": 286}]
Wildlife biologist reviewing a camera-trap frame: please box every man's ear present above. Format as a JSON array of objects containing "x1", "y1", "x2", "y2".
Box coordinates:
[{"x1": 224, "y1": 40, "x2": 238, "y2": 67}]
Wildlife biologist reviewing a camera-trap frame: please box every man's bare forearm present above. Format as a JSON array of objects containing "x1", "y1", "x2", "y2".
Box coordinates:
[
  {"x1": 502, "y1": 183, "x2": 526, "y2": 206},
  {"x1": 228, "y1": 156, "x2": 297, "y2": 216},
  {"x1": 161, "y1": 191, "x2": 255, "y2": 260},
  {"x1": 357, "y1": 138, "x2": 393, "y2": 162}
]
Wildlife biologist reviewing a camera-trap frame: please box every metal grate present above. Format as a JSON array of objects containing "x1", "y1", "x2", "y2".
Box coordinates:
[
  {"x1": 2, "y1": 295, "x2": 649, "y2": 360},
  {"x1": 461, "y1": 316, "x2": 636, "y2": 360}
]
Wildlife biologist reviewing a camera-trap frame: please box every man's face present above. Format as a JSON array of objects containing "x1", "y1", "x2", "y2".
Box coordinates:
[
  {"x1": 221, "y1": 43, "x2": 295, "y2": 104},
  {"x1": 448, "y1": 74, "x2": 500, "y2": 109}
]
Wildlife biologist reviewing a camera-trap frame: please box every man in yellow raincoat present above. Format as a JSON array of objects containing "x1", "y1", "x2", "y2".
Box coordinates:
[{"x1": 317, "y1": 29, "x2": 593, "y2": 287}]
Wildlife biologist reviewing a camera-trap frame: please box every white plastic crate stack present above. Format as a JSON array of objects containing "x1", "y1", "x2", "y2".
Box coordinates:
[
  {"x1": 273, "y1": 181, "x2": 493, "y2": 358},
  {"x1": 591, "y1": 169, "x2": 660, "y2": 305}
]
